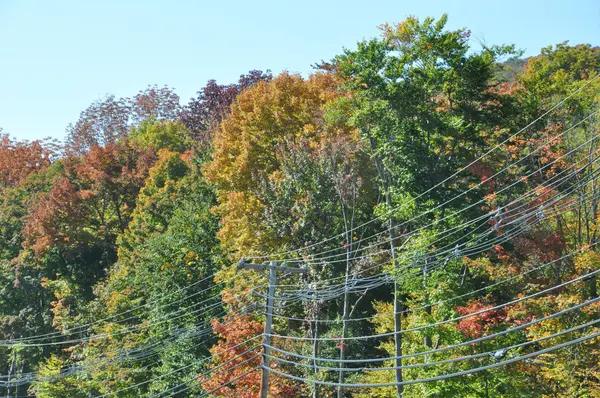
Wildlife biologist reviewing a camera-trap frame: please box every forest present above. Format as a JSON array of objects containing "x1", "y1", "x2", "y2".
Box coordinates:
[{"x1": 0, "y1": 14, "x2": 599, "y2": 397}]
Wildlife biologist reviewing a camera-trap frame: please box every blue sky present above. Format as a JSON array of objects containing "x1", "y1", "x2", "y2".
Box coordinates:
[{"x1": 1, "y1": 0, "x2": 599, "y2": 141}]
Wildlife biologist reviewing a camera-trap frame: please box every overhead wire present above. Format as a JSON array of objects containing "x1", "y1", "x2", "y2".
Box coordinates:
[
  {"x1": 262, "y1": 129, "x2": 600, "y2": 303},
  {"x1": 247, "y1": 75, "x2": 600, "y2": 261},
  {"x1": 1, "y1": 295, "x2": 262, "y2": 389},
  {"x1": 266, "y1": 294, "x2": 600, "y2": 364},
  {"x1": 263, "y1": 329, "x2": 600, "y2": 388},
  {"x1": 95, "y1": 334, "x2": 263, "y2": 397},
  {"x1": 276, "y1": 109, "x2": 600, "y2": 266},
  {"x1": 265, "y1": 317, "x2": 600, "y2": 372},
  {"x1": 271, "y1": 236, "x2": 599, "y2": 323},
  {"x1": 4, "y1": 269, "x2": 260, "y2": 345},
  {"x1": 272, "y1": 178, "x2": 600, "y2": 305},
  {"x1": 1, "y1": 277, "x2": 265, "y2": 347},
  {"x1": 266, "y1": 264, "x2": 600, "y2": 341}
]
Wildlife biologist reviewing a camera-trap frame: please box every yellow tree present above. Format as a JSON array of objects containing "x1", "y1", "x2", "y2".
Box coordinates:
[
  {"x1": 205, "y1": 72, "x2": 379, "y2": 396},
  {"x1": 205, "y1": 71, "x2": 359, "y2": 256}
]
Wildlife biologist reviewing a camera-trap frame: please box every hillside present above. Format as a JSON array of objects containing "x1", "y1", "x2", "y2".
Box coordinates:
[{"x1": 0, "y1": 15, "x2": 599, "y2": 398}]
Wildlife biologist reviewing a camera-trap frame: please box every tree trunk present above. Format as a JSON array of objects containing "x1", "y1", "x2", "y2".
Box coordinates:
[
  {"x1": 7, "y1": 347, "x2": 16, "y2": 398},
  {"x1": 423, "y1": 258, "x2": 432, "y2": 349}
]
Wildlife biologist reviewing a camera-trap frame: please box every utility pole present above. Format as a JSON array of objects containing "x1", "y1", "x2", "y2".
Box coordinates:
[
  {"x1": 388, "y1": 216, "x2": 403, "y2": 398},
  {"x1": 238, "y1": 259, "x2": 307, "y2": 398}
]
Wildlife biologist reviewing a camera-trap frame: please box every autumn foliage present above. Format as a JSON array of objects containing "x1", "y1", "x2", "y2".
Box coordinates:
[
  {"x1": 0, "y1": 133, "x2": 56, "y2": 188},
  {"x1": 0, "y1": 15, "x2": 599, "y2": 398},
  {"x1": 201, "y1": 314, "x2": 300, "y2": 397}
]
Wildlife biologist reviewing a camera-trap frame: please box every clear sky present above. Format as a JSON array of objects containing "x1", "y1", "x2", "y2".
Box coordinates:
[{"x1": 1, "y1": 0, "x2": 599, "y2": 142}]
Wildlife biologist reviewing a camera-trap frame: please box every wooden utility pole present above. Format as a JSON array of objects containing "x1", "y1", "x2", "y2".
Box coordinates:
[
  {"x1": 390, "y1": 222, "x2": 404, "y2": 398},
  {"x1": 238, "y1": 259, "x2": 307, "y2": 398}
]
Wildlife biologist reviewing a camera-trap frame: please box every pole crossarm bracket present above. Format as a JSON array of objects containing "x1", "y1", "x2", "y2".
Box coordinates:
[{"x1": 238, "y1": 258, "x2": 308, "y2": 274}]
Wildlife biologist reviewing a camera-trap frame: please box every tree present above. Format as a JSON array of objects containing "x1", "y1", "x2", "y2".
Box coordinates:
[
  {"x1": 130, "y1": 85, "x2": 181, "y2": 125},
  {"x1": 129, "y1": 119, "x2": 194, "y2": 154},
  {"x1": 0, "y1": 133, "x2": 57, "y2": 189},
  {"x1": 66, "y1": 86, "x2": 182, "y2": 155},
  {"x1": 331, "y1": 14, "x2": 520, "y2": 396},
  {"x1": 201, "y1": 314, "x2": 301, "y2": 397},
  {"x1": 206, "y1": 72, "x2": 353, "y2": 253},
  {"x1": 181, "y1": 70, "x2": 272, "y2": 146},
  {"x1": 53, "y1": 150, "x2": 224, "y2": 397},
  {"x1": 65, "y1": 95, "x2": 131, "y2": 155}
]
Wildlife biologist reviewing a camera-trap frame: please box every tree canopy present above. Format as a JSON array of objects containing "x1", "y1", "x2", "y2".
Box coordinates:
[{"x1": 0, "y1": 15, "x2": 599, "y2": 398}]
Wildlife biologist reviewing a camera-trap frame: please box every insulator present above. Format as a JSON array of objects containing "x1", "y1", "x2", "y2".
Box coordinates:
[
  {"x1": 537, "y1": 205, "x2": 545, "y2": 220},
  {"x1": 490, "y1": 207, "x2": 504, "y2": 230},
  {"x1": 491, "y1": 348, "x2": 508, "y2": 360},
  {"x1": 453, "y1": 244, "x2": 461, "y2": 257}
]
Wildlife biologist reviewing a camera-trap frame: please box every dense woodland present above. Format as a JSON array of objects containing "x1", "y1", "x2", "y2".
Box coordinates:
[{"x1": 0, "y1": 15, "x2": 599, "y2": 397}]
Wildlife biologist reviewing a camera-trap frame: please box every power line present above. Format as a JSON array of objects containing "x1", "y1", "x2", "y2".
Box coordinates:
[
  {"x1": 274, "y1": 183, "x2": 600, "y2": 305},
  {"x1": 263, "y1": 329, "x2": 600, "y2": 388},
  {"x1": 274, "y1": 109, "x2": 600, "y2": 265},
  {"x1": 266, "y1": 266, "x2": 600, "y2": 341},
  {"x1": 95, "y1": 335, "x2": 262, "y2": 397},
  {"x1": 1, "y1": 277, "x2": 263, "y2": 347},
  {"x1": 265, "y1": 317, "x2": 600, "y2": 372},
  {"x1": 266, "y1": 136, "x2": 600, "y2": 298},
  {"x1": 266, "y1": 295, "x2": 600, "y2": 364},
  {"x1": 271, "y1": 238, "x2": 599, "y2": 323},
  {"x1": 3, "y1": 270, "x2": 261, "y2": 345},
  {"x1": 248, "y1": 76, "x2": 600, "y2": 261},
  {"x1": 1, "y1": 299, "x2": 261, "y2": 390}
]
